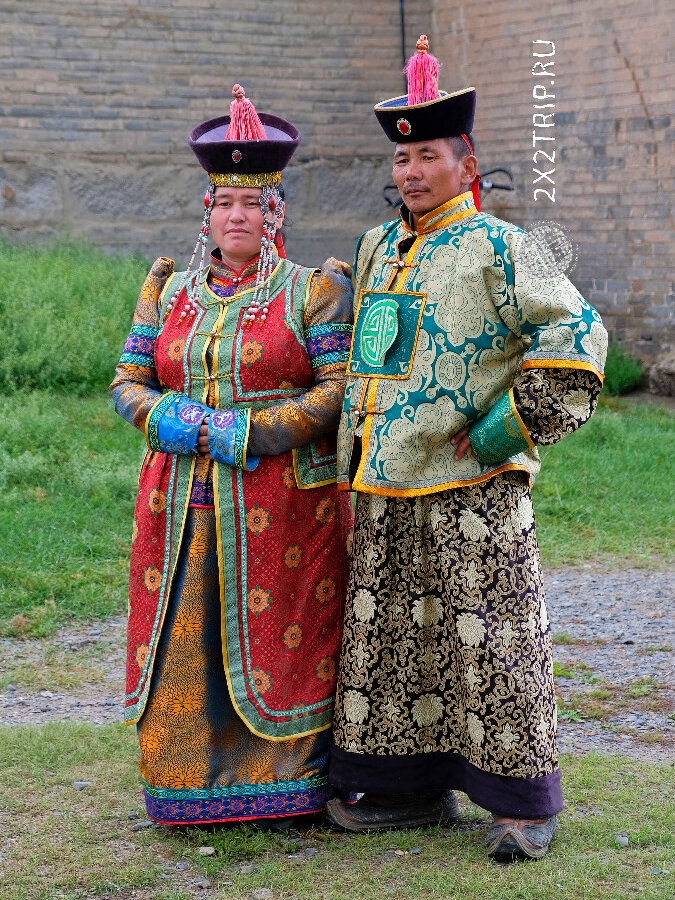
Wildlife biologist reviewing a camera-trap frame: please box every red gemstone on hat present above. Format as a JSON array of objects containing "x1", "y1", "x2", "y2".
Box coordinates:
[
  {"x1": 232, "y1": 149, "x2": 242, "y2": 163},
  {"x1": 397, "y1": 118, "x2": 411, "y2": 135}
]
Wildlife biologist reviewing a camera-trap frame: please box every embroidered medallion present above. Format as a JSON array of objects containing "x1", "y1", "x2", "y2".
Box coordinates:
[
  {"x1": 359, "y1": 296, "x2": 399, "y2": 367},
  {"x1": 232, "y1": 149, "x2": 243, "y2": 163},
  {"x1": 397, "y1": 118, "x2": 412, "y2": 135}
]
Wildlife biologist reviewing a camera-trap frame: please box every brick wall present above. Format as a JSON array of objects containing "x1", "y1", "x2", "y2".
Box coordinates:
[
  {"x1": 0, "y1": 0, "x2": 672, "y2": 364},
  {"x1": 0, "y1": 0, "x2": 431, "y2": 265},
  {"x1": 433, "y1": 0, "x2": 673, "y2": 363}
]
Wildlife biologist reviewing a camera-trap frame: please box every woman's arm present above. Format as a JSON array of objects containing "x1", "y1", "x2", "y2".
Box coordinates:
[{"x1": 110, "y1": 257, "x2": 174, "y2": 431}]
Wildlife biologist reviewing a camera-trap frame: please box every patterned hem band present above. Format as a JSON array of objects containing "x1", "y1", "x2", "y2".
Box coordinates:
[
  {"x1": 210, "y1": 171, "x2": 282, "y2": 188},
  {"x1": 142, "y1": 781, "x2": 330, "y2": 824}
]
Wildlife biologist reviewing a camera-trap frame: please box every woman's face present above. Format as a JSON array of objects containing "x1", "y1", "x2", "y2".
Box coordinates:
[{"x1": 209, "y1": 186, "x2": 284, "y2": 268}]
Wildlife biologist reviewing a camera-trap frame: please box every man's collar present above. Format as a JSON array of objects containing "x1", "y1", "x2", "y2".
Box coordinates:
[{"x1": 399, "y1": 191, "x2": 476, "y2": 236}]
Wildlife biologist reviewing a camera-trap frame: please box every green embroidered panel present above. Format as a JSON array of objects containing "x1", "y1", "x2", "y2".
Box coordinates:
[{"x1": 348, "y1": 290, "x2": 426, "y2": 379}]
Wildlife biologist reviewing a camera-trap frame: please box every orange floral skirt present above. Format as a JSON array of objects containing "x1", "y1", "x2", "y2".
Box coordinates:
[{"x1": 138, "y1": 507, "x2": 332, "y2": 824}]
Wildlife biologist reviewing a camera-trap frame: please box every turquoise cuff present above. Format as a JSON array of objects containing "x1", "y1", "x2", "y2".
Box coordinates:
[
  {"x1": 469, "y1": 389, "x2": 534, "y2": 465},
  {"x1": 208, "y1": 408, "x2": 259, "y2": 471},
  {"x1": 146, "y1": 393, "x2": 210, "y2": 454}
]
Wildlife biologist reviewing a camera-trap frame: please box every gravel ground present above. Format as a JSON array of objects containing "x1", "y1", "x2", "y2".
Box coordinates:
[{"x1": 1, "y1": 566, "x2": 673, "y2": 762}]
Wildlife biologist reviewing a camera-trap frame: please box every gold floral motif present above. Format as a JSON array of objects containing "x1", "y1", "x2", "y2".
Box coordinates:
[
  {"x1": 495, "y1": 619, "x2": 518, "y2": 650},
  {"x1": 166, "y1": 338, "x2": 185, "y2": 365},
  {"x1": 315, "y1": 655, "x2": 336, "y2": 683},
  {"x1": 148, "y1": 488, "x2": 167, "y2": 517},
  {"x1": 457, "y1": 509, "x2": 490, "y2": 542},
  {"x1": 251, "y1": 667, "x2": 274, "y2": 694},
  {"x1": 247, "y1": 585, "x2": 272, "y2": 617},
  {"x1": 241, "y1": 339, "x2": 264, "y2": 368},
  {"x1": 284, "y1": 544, "x2": 303, "y2": 569},
  {"x1": 280, "y1": 465, "x2": 295, "y2": 489},
  {"x1": 343, "y1": 690, "x2": 370, "y2": 724},
  {"x1": 314, "y1": 576, "x2": 336, "y2": 604},
  {"x1": 466, "y1": 712, "x2": 485, "y2": 746},
  {"x1": 315, "y1": 496, "x2": 336, "y2": 525},
  {"x1": 282, "y1": 622, "x2": 303, "y2": 651},
  {"x1": 135, "y1": 642, "x2": 149, "y2": 670},
  {"x1": 411, "y1": 596, "x2": 443, "y2": 627},
  {"x1": 143, "y1": 564, "x2": 162, "y2": 593},
  {"x1": 411, "y1": 693, "x2": 444, "y2": 727},
  {"x1": 352, "y1": 589, "x2": 376, "y2": 623},
  {"x1": 456, "y1": 612, "x2": 486, "y2": 647},
  {"x1": 498, "y1": 723, "x2": 518, "y2": 752},
  {"x1": 245, "y1": 504, "x2": 272, "y2": 536}
]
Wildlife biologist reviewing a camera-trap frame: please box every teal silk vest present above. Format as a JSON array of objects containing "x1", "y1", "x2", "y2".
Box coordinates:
[{"x1": 337, "y1": 193, "x2": 607, "y2": 496}]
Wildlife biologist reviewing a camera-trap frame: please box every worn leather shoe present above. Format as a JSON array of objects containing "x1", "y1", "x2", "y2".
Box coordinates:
[
  {"x1": 325, "y1": 790, "x2": 460, "y2": 832},
  {"x1": 486, "y1": 815, "x2": 557, "y2": 860}
]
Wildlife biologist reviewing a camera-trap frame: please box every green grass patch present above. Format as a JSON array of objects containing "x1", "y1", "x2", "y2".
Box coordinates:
[
  {"x1": 533, "y1": 395, "x2": 674, "y2": 566},
  {"x1": 551, "y1": 630, "x2": 575, "y2": 645},
  {"x1": 602, "y1": 343, "x2": 644, "y2": 396},
  {"x1": 1, "y1": 722, "x2": 673, "y2": 900},
  {"x1": 0, "y1": 390, "x2": 142, "y2": 635},
  {"x1": 0, "y1": 240, "x2": 149, "y2": 395}
]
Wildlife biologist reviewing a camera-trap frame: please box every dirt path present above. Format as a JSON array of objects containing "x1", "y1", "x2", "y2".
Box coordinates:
[{"x1": 1, "y1": 567, "x2": 672, "y2": 762}]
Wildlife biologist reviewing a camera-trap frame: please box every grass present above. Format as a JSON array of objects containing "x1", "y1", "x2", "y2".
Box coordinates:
[
  {"x1": 532, "y1": 394, "x2": 674, "y2": 567},
  {"x1": 0, "y1": 240, "x2": 149, "y2": 394},
  {"x1": 0, "y1": 390, "x2": 143, "y2": 636},
  {"x1": 0, "y1": 721, "x2": 672, "y2": 900}
]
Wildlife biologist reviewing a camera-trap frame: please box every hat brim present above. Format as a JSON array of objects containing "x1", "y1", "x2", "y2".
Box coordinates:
[{"x1": 374, "y1": 87, "x2": 476, "y2": 143}]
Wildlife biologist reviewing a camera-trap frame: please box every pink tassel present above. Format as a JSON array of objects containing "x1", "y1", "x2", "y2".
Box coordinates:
[
  {"x1": 225, "y1": 84, "x2": 267, "y2": 141},
  {"x1": 405, "y1": 34, "x2": 440, "y2": 105}
]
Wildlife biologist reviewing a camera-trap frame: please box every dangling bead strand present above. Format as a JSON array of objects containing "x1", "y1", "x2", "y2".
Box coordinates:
[
  {"x1": 245, "y1": 185, "x2": 283, "y2": 327},
  {"x1": 167, "y1": 184, "x2": 214, "y2": 324}
]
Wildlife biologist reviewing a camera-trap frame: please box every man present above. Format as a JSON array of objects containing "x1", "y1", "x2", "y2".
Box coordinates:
[{"x1": 326, "y1": 36, "x2": 607, "y2": 861}]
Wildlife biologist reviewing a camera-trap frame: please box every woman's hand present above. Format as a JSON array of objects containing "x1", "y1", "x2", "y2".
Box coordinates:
[
  {"x1": 197, "y1": 415, "x2": 212, "y2": 458},
  {"x1": 450, "y1": 425, "x2": 472, "y2": 461}
]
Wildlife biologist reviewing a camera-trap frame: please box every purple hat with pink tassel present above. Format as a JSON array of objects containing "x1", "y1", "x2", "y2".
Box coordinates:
[
  {"x1": 188, "y1": 84, "x2": 300, "y2": 188},
  {"x1": 374, "y1": 35, "x2": 475, "y2": 143}
]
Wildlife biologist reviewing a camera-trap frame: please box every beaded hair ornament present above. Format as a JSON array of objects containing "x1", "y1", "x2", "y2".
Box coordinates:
[{"x1": 167, "y1": 85, "x2": 285, "y2": 326}]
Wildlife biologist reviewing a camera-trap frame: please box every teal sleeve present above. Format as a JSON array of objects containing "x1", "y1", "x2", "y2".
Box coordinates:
[{"x1": 468, "y1": 390, "x2": 534, "y2": 465}]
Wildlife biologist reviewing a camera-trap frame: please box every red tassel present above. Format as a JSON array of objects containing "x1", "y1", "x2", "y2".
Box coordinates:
[
  {"x1": 225, "y1": 84, "x2": 267, "y2": 141},
  {"x1": 405, "y1": 35, "x2": 440, "y2": 105},
  {"x1": 274, "y1": 229, "x2": 286, "y2": 259},
  {"x1": 471, "y1": 177, "x2": 481, "y2": 212}
]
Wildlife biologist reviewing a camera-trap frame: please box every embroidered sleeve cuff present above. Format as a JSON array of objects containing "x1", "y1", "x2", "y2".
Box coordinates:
[
  {"x1": 469, "y1": 389, "x2": 535, "y2": 465},
  {"x1": 145, "y1": 393, "x2": 210, "y2": 454},
  {"x1": 208, "y1": 408, "x2": 259, "y2": 471}
]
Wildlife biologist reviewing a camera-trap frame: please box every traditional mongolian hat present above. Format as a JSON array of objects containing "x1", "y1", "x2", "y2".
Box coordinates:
[
  {"x1": 170, "y1": 85, "x2": 300, "y2": 326},
  {"x1": 188, "y1": 84, "x2": 300, "y2": 189},
  {"x1": 374, "y1": 35, "x2": 480, "y2": 209}
]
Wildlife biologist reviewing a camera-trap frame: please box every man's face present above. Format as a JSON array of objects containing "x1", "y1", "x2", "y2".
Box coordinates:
[
  {"x1": 392, "y1": 138, "x2": 476, "y2": 219},
  {"x1": 209, "y1": 186, "x2": 284, "y2": 266}
]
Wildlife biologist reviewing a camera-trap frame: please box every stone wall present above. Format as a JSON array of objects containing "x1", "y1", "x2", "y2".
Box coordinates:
[
  {"x1": 0, "y1": 0, "x2": 672, "y2": 364},
  {"x1": 433, "y1": 0, "x2": 673, "y2": 363}
]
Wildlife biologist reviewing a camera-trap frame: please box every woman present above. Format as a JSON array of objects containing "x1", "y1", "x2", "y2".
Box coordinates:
[{"x1": 110, "y1": 85, "x2": 354, "y2": 825}]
